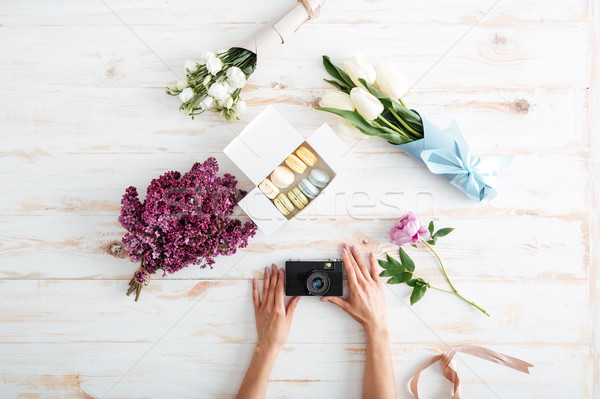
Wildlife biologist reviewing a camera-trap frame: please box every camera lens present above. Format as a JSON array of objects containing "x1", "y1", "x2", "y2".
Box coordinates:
[{"x1": 305, "y1": 270, "x2": 330, "y2": 295}]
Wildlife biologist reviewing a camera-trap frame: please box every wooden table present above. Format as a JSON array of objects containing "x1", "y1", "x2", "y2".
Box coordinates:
[{"x1": 1, "y1": 0, "x2": 598, "y2": 397}]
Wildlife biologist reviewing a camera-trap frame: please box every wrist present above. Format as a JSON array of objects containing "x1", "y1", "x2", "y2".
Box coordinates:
[
  {"x1": 364, "y1": 323, "x2": 390, "y2": 341},
  {"x1": 253, "y1": 343, "x2": 280, "y2": 363}
]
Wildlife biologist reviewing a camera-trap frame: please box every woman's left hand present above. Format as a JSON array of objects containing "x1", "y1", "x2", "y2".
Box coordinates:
[{"x1": 252, "y1": 264, "x2": 300, "y2": 356}]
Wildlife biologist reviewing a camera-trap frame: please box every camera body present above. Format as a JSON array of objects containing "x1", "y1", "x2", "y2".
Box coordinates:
[{"x1": 285, "y1": 259, "x2": 344, "y2": 296}]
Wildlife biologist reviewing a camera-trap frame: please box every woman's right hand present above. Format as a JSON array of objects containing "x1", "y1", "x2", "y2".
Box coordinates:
[{"x1": 321, "y1": 243, "x2": 389, "y2": 336}]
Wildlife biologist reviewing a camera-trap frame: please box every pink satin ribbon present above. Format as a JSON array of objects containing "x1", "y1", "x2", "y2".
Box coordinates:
[{"x1": 410, "y1": 345, "x2": 534, "y2": 399}]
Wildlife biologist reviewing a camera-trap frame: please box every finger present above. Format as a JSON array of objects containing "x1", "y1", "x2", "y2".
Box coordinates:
[
  {"x1": 286, "y1": 296, "x2": 300, "y2": 321},
  {"x1": 321, "y1": 296, "x2": 350, "y2": 313},
  {"x1": 275, "y1": 268, "x2": 285, "y2": 310},
  {"x1": 342, "y1": 244, "x2": 358, "y2": 289},
  {"x1": 351, "y1": 245, "x2": 371, "y2": 282},
  {"x1": 369, "y1": 252, "x2": 381, "y2": 283},
  {"x1": 262, "y1": 266, "x2": 271, "y2": 307},
  {"x1": 252, "y1": 278, "x2": 260, "y2": 310},
  {"x1": 268, "y1": 263, "x2": 278, "y2": 309}
]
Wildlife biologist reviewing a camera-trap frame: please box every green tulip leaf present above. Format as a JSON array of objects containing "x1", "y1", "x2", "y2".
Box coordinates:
[
  {"x1": 316, "y1": 107, "x2": 411, "y2": 144},
  {"x1": 324, "y1": 79, "x2": 350, "y2": 93},
  {"x1": 322, "y1": 56, "x2": 355, "y2": 88}
]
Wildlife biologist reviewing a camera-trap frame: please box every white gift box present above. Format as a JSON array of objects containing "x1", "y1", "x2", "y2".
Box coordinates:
[{"x1": 224, "y1": 106, "x2": 346, "y2": 235}]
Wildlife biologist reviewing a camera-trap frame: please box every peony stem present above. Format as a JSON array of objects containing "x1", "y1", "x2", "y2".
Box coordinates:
[{"x1": 421, "y1": 239, "x2": 490, "y2": 317}]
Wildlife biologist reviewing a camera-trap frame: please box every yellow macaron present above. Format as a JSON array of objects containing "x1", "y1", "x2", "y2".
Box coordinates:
[
  {"x1": 288, "y1": 187, "x2": 309, "y2": 210},
  {"x1": 273, "y1": 193, "x2": 295, "y2": 216},
  {"x1": 284, "y1": 154, "x2": 307, "y2": 174},
  {"x1": 296, "y1": 146, "x2": 318, "y2": 167}
]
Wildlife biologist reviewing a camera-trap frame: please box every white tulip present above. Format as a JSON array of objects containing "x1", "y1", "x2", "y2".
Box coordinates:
[
  {"x1": 175, "y1": 80, "x2": 187, "y2": 90},
  {"x1": 375, "y1": 64, "x2": 409, "y2": 99},
  {"x1": 344, "y1": 54, "x2": 376, "y2": 87},
  {"x1": 233, "y1": 99, "x2": 247, "y2": 115},
  {"x1": 226, "y1": 66, "x2": 247, "y2": 89},
  {"x1": 319, "y1": 90, "x2": 355, "y2": 111},
  {"x1": 208, "y1": 82, "x2": 229, "y2": 101},
  {"x1": 199, "y1": 96, "x2": 215, "y2": 111},
  {"x1": 205, "y1": 56, "x2": 222, "y2": 75},
  {"x1": 336, "y1": 119, "x2": 369, "y2": 141},
  {"x1": 178, "y1": 87, "x2": 194, "y2": 103},
  {"x1": 198, "y1": 50, "x2": 216, "y2": 64},
  {"x1": 350, "y1": 87, "x2": 383, "y2": 120},
  {"x1": 184, "y1": 60, "x2": 199, "y2": 74}
]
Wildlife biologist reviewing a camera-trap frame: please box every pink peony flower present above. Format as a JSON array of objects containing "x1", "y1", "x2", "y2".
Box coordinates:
[{"x1": 389, "y1": 212, "x2": 430, "y2": 246}]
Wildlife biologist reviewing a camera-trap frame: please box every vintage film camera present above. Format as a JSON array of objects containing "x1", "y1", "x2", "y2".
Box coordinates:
[{"x1": 285, "y1": 259, "x2": 344, "y2": 296}]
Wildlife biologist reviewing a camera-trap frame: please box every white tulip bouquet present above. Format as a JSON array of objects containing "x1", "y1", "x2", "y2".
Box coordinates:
[
  {"x1": 167, "y1": 0, "x2": 326, "y2": 121},
  {"x1": 317, "y1": 55, "x2": 424, "y2": 144},
  {"x1": 317, "y1": 55, "x2": 512, "y2": 202}
]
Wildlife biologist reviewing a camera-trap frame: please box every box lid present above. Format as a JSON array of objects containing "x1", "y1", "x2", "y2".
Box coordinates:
[
  {"x1": 306, "y1": 123, "x2": 348, "y2": 173},
  {"x1": 224, "y1": 106, "x2": 304, "y2": 185}
]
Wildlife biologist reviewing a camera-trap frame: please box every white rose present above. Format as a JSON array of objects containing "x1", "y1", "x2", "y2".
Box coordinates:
[
  {"x1": 198, "y1": 50, "x2": 216, "y2": 64},
  {"x1": 375, "y1": 64, "x2": 409, "y2": 99},
  {"x1": 205, "y1": 56, "x2": 222, "y2": 75},
  {"x1": 350, "y1": 87, "x2": 383, "y2": 120},
  {"x1": 208, "y1": 82, "x2": 229, "y2": 101},
  {"x1": 226, "y1": 66, "x2": 247, "y2": 89},
  {"x1": 344, "y1": 54, "x2": 376, "y2": 87},
  {"x1": 184, "y1": 60, "x2": 199, "y2": 74},
  {"x1": 178, "y1": 87, "x2": 194, "y2": 103},
  {"x1": 199, "y1": 96, "x2": 215, "y2": 111},
  {"x1": 175, "y1": 80, "x2": 187, "y2": 90},
  {"x1": 319, "y1": 90, "x2": 355, "y2": 111},
  {"x1": 336, "y1": 119, "x2": 369, "y2": 141},
  {"x1": 233, "y1": 99, "x2": 247, "y2": 115}
]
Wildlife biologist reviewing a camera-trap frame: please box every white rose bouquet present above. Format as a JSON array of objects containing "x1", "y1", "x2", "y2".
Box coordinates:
[
  {"x1": 317, "y1": 55, "x2": 512, "y2": 202},
  {"x1": 167, "y1": 0, "x2": 325, "y2": 121}
]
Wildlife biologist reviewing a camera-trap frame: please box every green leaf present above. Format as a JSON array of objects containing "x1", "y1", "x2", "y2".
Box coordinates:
[
  {"x1": 427, "y1": 237, "x2": 437, "y2": 245},
  {"x1": 388, "y1": 272, "x2": 412, "y2": 284},
  {"x1": 410, "y1": 243, "x2": 417, "y2": 248},
  {"x1": 433, "y1": 227, "x2": 455, "y2": 239},
  {"x1": 379, "y1": 270, "x2": 395, "y2": 277},
  {"x1": 359, "y1": 79, "x2": 424, "y2": 137},
  {"x1": 324, "y1": 79, "x2": 350, "y2": 93},
  {"x1": 410, "y1": 285, "x2": 427, "y2": 305},
  {"x1": 386, "y1": 253, "x2": 404, "y2": 271},
  {"x1": 322, "y1": 56, "x2": 355, "y2": 88},
  {"x1": 398, "y1": 247, "x2": 415, "y2": 272},
  {"x1": 316, "y1": 107, "x2": 411, "y2": 144},
  {"x1": 406, "y1": 279, "x2": 417, "y2": 287},
  {"x1": 428, "y1": 221, "x2": 434, "y2": 236},
  {"x1": 378, "y1": 259, "x2": 390, "y2": 269}
]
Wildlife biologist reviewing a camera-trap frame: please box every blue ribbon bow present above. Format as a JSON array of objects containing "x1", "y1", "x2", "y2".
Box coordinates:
[{"x1": 396, "y1": 119, "x2": 513, "y2": 202}]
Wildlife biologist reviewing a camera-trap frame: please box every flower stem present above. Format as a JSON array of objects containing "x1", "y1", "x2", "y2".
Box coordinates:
[
  {"x1": 388, "y1": 108, "x2": 422, "y2": 139},
  {"x1": 377, "y1": 115, "x2": 412, "y2": 140},
  {"x1": 420, "y1": 240, "x2": 490, "y2": 317}
]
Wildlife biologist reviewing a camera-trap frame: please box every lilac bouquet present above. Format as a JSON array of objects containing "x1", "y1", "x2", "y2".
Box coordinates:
[{"x1": 118, "y1": 158, "x2": 257, "y2": 301}]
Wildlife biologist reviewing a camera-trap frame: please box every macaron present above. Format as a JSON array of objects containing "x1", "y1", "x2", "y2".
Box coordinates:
[
  {"x1": 288, "y1": 187, "x2": 309, "y2": 210},
  {"x1": 308, "y1": 168, "x2": 330, "y2": 188},
  {"x1": 298, "y1": 178, "x2": 320, "y2": 199},
  {"x1": 273, "y1": 193, "x2": 295, "y2": 216},
  {"x1": 296, "y1": 146, "x2": 317, "y2": 167},
  {"x1": 270, "y1": 166, "x2": 295, "y2": 188},
  {"x1": 284, "y1": 154, "x2": 307, "y2": 174},
  {"x1": 258, "y1": 178, "x2": 279, "y2": 200}
]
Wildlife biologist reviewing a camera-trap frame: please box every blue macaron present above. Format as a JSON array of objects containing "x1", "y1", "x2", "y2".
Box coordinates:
[
  {"x1": 308, "y1": 168, "x2": 330, "y2": 188},
  {"x1": 298, "y1": 178, "x2": 320, "y2": 199}
]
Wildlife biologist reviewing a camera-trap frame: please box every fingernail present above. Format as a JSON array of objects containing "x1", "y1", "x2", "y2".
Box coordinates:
[
  {"x1": 351, "y1": 245, "x2": 358, "y2": 251},
  {"x1": 342, "y1": 247, "x2": 348, "y2": 255},
  {"x1": 343, "y1": 243, "x2": 348, "y2": 249},
  {"x1": 320, "y1": 297, "x2": 329, "y2": 302},
  {"x1": 265, "y1": 266, "x2": 269, "y2": 274},
  {"x1": 252, "y1": 278, "x2": 256, "y2": 285},
  {"x1": 369, "y1": 252, "x2": 374, "y2": 258},
  {"x1": 272, "y1": 264, "x2": 277, "y2": 272},
  {"x1": 279, "y1": 269, "x2": 283, "y2": 275}
]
